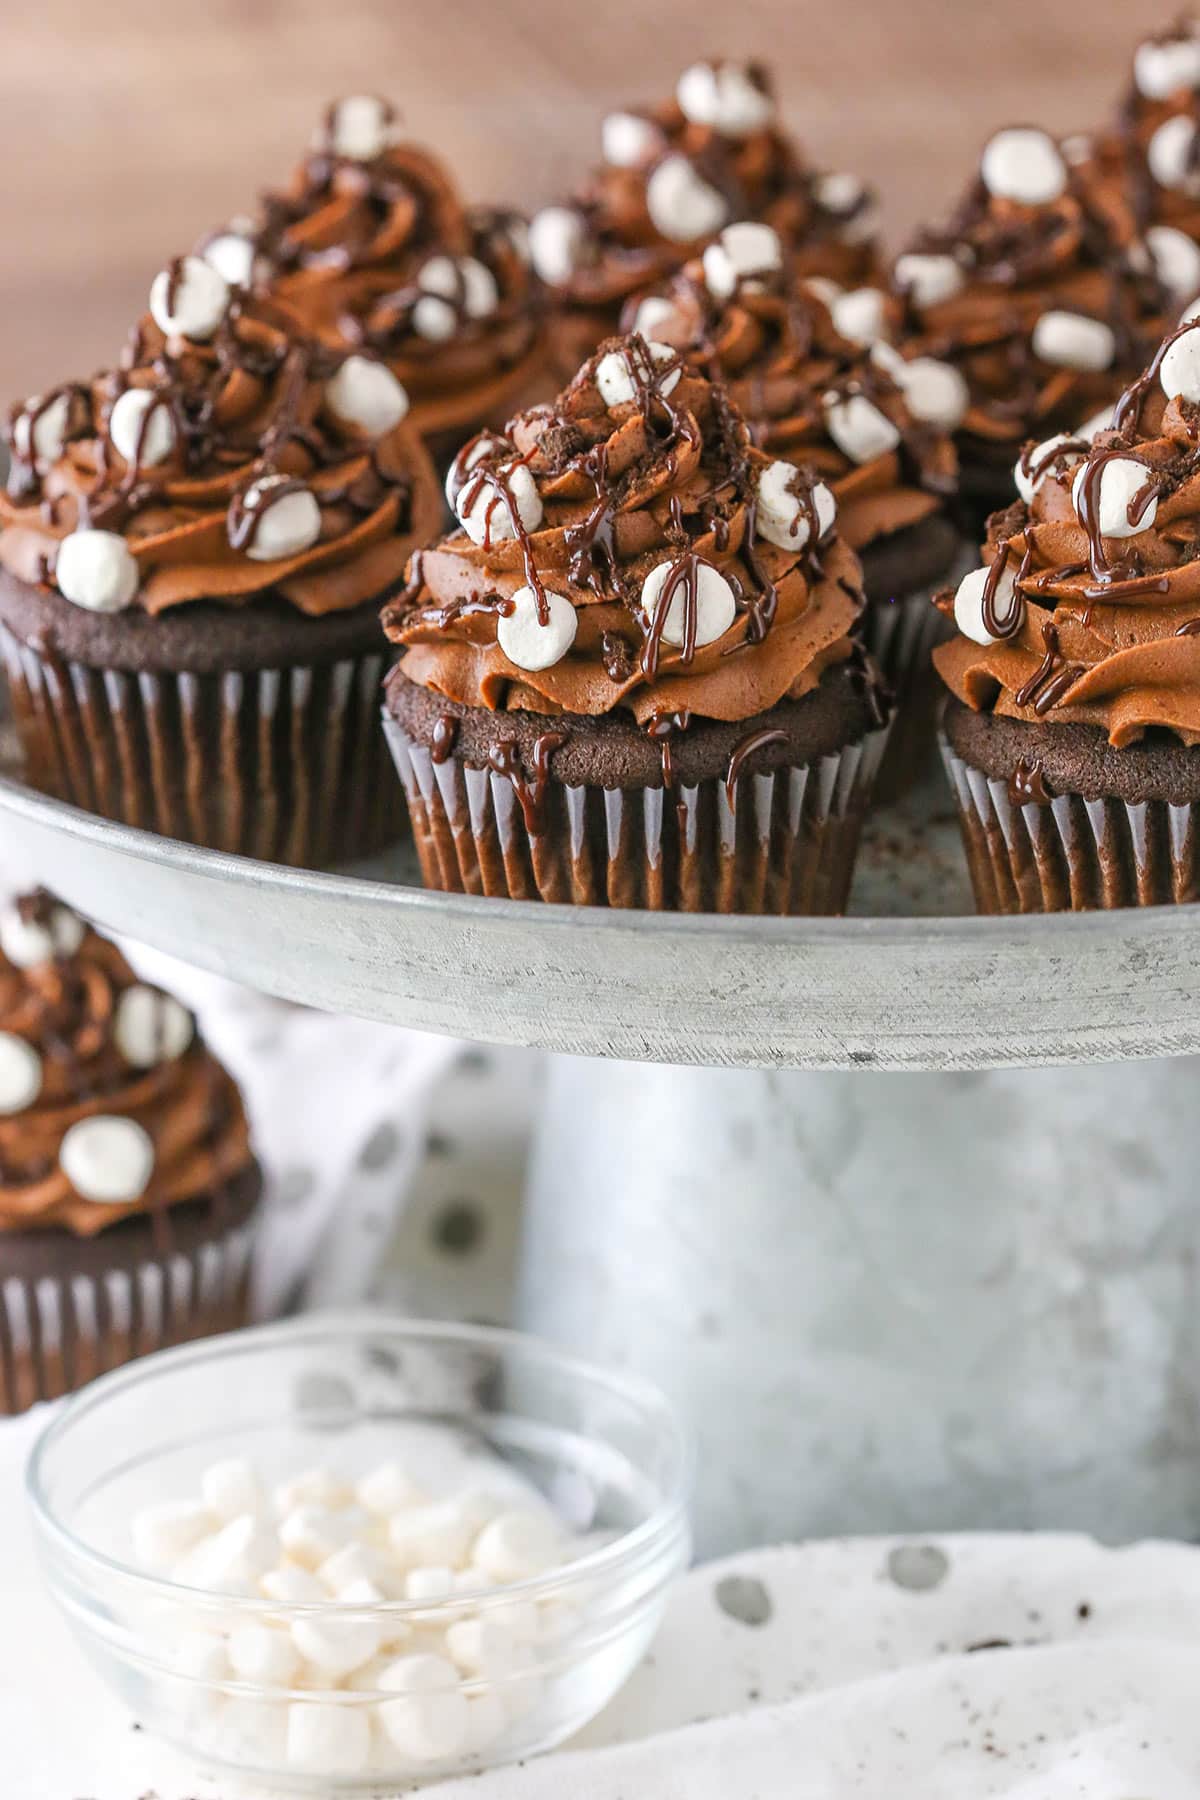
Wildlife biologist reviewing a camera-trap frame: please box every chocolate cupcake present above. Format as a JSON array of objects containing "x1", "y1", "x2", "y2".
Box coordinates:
[
  {"x1": 527, "y1": 60, "x2": 879, "y2": 378},
  {"x1": 201, "y1": 97, "x2": 547, "y2": 466},
  {"x1": 846, "y1": 125, "x2": 1186, "y2": 525},
  {"x1": 382, "y1": 335, "x2": 891, "y2": 914},
  {"x1": 0, "y1": 891, "x2": 261, "y2": 1413},
  {"x1": 0, "y1": 269, "x2": 441, "y2": 864},
  {"x1": 935, "y1": 316, "x2": 1200, "y2": 912}
]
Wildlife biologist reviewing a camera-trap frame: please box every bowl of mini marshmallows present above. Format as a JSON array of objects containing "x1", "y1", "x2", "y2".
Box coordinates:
[{"x1": 26, "y1": 1316, "x2": 691, "y2": 1790}]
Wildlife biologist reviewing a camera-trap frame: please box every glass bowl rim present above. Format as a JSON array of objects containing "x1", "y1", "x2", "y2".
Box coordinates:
[{"x1": 26, "y1": 1313, "x2": 693, "y2": 1617}]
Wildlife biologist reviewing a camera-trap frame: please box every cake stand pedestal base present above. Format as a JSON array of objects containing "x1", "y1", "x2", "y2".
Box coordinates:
[{"x1": 517, "y1": 1055, "x2": 1200, "y2": 1558}]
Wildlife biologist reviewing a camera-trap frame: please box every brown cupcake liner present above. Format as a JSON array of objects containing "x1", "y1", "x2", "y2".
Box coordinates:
[
  {"x1": 940, "y1": 737, "x2": 1200, "y2": 913},
  {"x1": 383, "y1": 715, "x2": 889, "y2": 914},
  {"x1": 1, "y1": 623, "x2": 402, "y2": 867}
]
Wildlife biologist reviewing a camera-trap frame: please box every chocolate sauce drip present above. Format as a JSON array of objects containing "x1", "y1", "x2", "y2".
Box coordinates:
[
  {"x1": 1177, "y1": 615, "x2": 1200, "y2": 636},
  {"x1": 600, "y1": 630, "x2": 635, "y2": 683},
  {"x1": 563, "y1": 443, "x2": 618, "y2": 597},
  {"x1": 1073, "y1": 445, "x2": 1164, "y2": 586},
  {"x1": 430, "y1": 715, "x2": 459, "y2": 763},
  {"x1": 486, "y1": 732, "x2": 567, "y2": 835},
  {"x1": 1014, "y1": 620, "x2": 1082, "y2": 714},
  {"x1": 645, "y1": 709, "x2": 691, "y2": 789},
  {"x1": 724, "y1": 727, "x2": 788, "y2": 809},
  {"x1": 981, "y1": 539, "x2": 1027, "y2": 640},
  {"x1": 458, "y1": 459, "x2": 549, "y2": 624},
  {"x1": 1008, "y1": 758, "x2": 1053, "y2": 806},
  {"x1": 226, "y1": 475, "x2": 310, "y2": 554}
]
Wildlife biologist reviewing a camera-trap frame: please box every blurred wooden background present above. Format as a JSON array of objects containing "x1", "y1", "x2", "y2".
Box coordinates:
[{"x1": 0, "y1": 0, "x2": 1146, "y2": 399}]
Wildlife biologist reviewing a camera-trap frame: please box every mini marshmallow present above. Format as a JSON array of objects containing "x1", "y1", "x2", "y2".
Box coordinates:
[
  {"x1": 109, "y1": 387, "x2": 176, "y2": 469},
  {"x1": 60, "y1": 1115, "x2": 154, "y2": 1205},
  {"x1": 979, "y1": 127, "x2": 1068, "y2": 206},
  {"x1": 14, "y1": 392, "x2": 72, "y2": 464},
  {"x1": 528, "y1": 206, "x2": 587, "y2": 286},
  {"x1": 1146, "y1": 225, "x2": 1200, "y2": 305},
  {"x1": 1030, "y1": 310, "x2": 1116, "y2": 373},
  {"x1": 286, "y1": 1700, "x2": 372, "y2": 1774},
  {"x1": 173, "y1": 1630, "x2": 229, "y2": 1682},
  {"x1": 133, "y1": 1499, "x2": 213, "y2": 1570},
  {"x1": 628, "y1": 295, "x2": 680, "y2": 340},
  {"x1": 412, "y1": 294, "x2": 457, "y2": 342},
  {"x1": 275, "y1": 1467, "x2": 352, "y2": 1513},
  {"x1": 418, "y1": 254, "x2": 498, "y2": 320},
  {"x1": 953, "y1": 565, "x2": 1017, "y2": 647},
  {"x1": 291, "y1": 1609, "x2": 381, "y2": 1679},
  {"x1": 595, "y1": 338, "x2": 682, "y2": 406},
  {"x1": 200, "y1": 1457, "x2": 260, "y2": 1522},
  {"x1": 114, "y1": 984, "x2": 194, "y2": 1069},
  {"x1": 1135, "y1": 34, "x2": 1200, "y2": 99},
  {"x1": 177, "y1": 1514, "x2": 279, "y2": 1594},
  {"x1": 829, "y1": 287, "x2": 888, "y2": 346},
  {"x1": 472, "y1": 1509, "x2": 566, "y2": 1584},
  {"x1": 356, "y1": 1461, "x2": 425, "y2": 1518},
  {"x1": 388, "y1": 1501, "x2": 477, "y2": 1571},
  {"x1": 640, "y1": 557, "x2": 736, "y2": 650},
  {"x1": 676, "y1": 61, "x2": 773, "y2": 137},
  {"x1": 55, "y1": 529, "x2": 139, "y2": 612},
  {"x1": 377, "y1": 1653, "x2": 468, "y2": 1761},
  {"x1": 463, "y1": 1690, "x2": 508, "y2": 1755},
  {"x1": 701, "y1": 221, "x2": 782, "y2": 300},
  {"x1": 445, "y1": 1616, "x2": 517, "y2": 1675},
  {"x1": 894, "y1": 356, "x2": 970, "y2": 430},
  {"x1": 149, "y1": 255, "x2": 230, "y2": 341},
  {"x1": 496, "y1": 585, "x2": 577, "y2": 673},
  {"x1": 229, "y1": 1623, "x2": 301, "y2": 1686},
  {"x1": 261, "y1": 1565, "x2": 327, "y2": 1605},
  {"x1": 0, "y1": 1032, "x2": 41, "y2": 1116},
  {"x1": 601, "y1": 110, "x2": 660, "y2": 167},
  {"x1": 444, "y1": 432, "x2": 509, "y2": 510},
  {"x1": 815, "y1": 171, "x2": 870, "y2": 228},
  {"x1": 280, "y1": 1504, "x2": 358, "y2": 1568},
  {"x1": 327, "y1": 94, "x2": 392, "y2": 161},
  {"x1": 455, "y1": 460, "x2": 543, "y2": 546},
  {"x1": 0, "y1": 902, "x2": 84, "y2": 970},
  {"x1": 238, "y1": 476, "x2": 322, "y2": 562},
  {"x1": 1013, "y1": 433, "x2": 1086, "y2": 505},
  {"x1": 405, "y1": 1565, "x2": 457, "y2": 1602},
  {"x1": 804, "y1": 276, "x2": 843, "y2": 308},
  {"x1": 1073, "y1": 456, "x2": 1159, "y2": 539},
  {"x1": 893, "y1": 252, "x2": 965, "y2": 310},
  {"x1": 202, "y1": 228, "x2": 257, "y2": 290},
  {"x1": 823, "y1": 392, "x2": 902, "y2": 464},
  {"x1": 318, "y1": 1541, "x2": 394, "y2": 1596},
  {"x1": 1160, "y1": 321, "x2": 1200, "y2": 402},
  {"x1": 645, "y1": 154, "x2": 729, "y2": 242},
  {"x1": 755, "y1": 462, "x2": 836, "y2": 552},
  {"x1": 1148, "y1": 115, "x2": 1200, "y2": 194},
  {"x1": 1079, "y1": 404, "x2": 1116, "y2": 437},
  {"x1": 326, "y1": 355, "x2": 410, "y2": 437}
]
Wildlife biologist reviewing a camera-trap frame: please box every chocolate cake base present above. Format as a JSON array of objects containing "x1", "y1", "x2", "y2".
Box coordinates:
[
  {"x1": 941, "y1": 698, "x2": 1200, "y2": 913},
  {"x1": 0, "y1": 1165, "x2": 262, "y2": 1415}
]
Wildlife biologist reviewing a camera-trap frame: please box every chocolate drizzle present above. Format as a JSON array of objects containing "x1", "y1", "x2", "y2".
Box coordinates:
[
  {"x1": 724, "y1": 726, "x2": 788, "y2": 808},
  {"x1": 486, "y1": 731, "x2": 567, "y2": 835},
  {"x1": 1008, "y1": 757, "x2": 1053, "y2": 805}
]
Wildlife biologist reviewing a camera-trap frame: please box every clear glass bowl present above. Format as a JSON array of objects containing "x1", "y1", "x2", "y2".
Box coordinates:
[{"x1": 27, "y1": 1316, "x2": 691, "y2": 1791}]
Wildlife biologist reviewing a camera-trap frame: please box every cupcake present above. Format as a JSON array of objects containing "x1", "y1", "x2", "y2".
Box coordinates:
[
  {"x1": 935, "y1": 315, "x2": 1200, "y2": 912},
  {"x1": 0, "y1": 271, "x2": 441, "y2": 864},
  {"x1": 854, "y1": 125, "x2": 1186, "y2": 525},
  {"x1": 202, "y1": 97, "x2": 547, "y2": 466},
  {"x1": 381, "y1": 334, "x2": 891, "y2": 914},
  {"x1": 0, "y1": 890, "x2": 261, "y2": 1412},
  {"x1": 527, "y1": 59, "x2": 879, "y2": 378}
]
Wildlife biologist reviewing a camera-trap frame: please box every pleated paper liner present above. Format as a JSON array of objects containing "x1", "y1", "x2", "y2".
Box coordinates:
[
  {"x1": 940, "y1": 738, "x2": 1200, "y2": 913},
  {"x1": 0, "y1": 624, "x2": 402, "y2": 868},
  {"x1": 862, "y1": 547, "x2": 973, "y2": 801},
  {"x1": 384, "y1": 715, "x2": 890, "y2": 915}
]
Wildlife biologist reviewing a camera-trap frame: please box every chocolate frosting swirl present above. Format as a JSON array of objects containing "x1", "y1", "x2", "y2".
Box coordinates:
[
  {"x1": 0, "y1": 894, "x2": 254, "y2": 1237},
  {"x1": 385, "y1": 335, "x2": 871, "y2": 727},
  {"x1": 0, "y1": 291, "x2": 442, "y2": 617}
]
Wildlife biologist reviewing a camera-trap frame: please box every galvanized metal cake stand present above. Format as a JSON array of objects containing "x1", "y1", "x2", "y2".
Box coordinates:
[{"x1": 4, "y1": 732, "x2": 1200, "y2": 1556}]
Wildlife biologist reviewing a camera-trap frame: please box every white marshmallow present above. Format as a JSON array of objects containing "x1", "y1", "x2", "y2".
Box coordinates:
[
  {"x1": 1073, "y1": 456, "x2": 1159, "y2": 539},
  {"x1": 114, "y1": 984, "x2": 194, "y2": 1069},
  {"x1": 601, "y1": 110, "x2": 660, "y2": 167},
  {"x1": 1149, "y1": 116, "x2": 1200, "y2": 194},
  {"x1": 200, "y1": 1457, "x2": 260, "y2": 1522},
  {"x1": 804, "y1": 275, "x2": 843, "y2": 308},
  {"x1": 894, "y1": 356, "x2": 970, "y2": 430},
  {"x1": 177, "y1": 1514, "x2": 279, "y2": 1595},
  {"x1": 980, "y1": 128, "x2": 1068, "y2": 206},
  {"x1": 595, "y1": 338, "x2": 682, "y2": 406},
  {"x1": 528, "y1": 206, "x2": 587, "y2": 286},
  {"x1": 0, "y1": 902, "x2": 84, "y2": 970},
  {"x1": 325, "y1": 355, "x2": 410, "y2": 437},
  {"x1": 202, "y1": 229, "x2": 257, "y2": 290},
  {"x1": 292, "y1": 1610, "x2": 381, "y2": 1679},
  {"x1": 755, "y1": 462, "x2": 836, "y2": 552},
  {"x1": 1014, "y1": 432, "x2": 1087, "y2": 505},
  {"x1": 217, "y1": 1698, "x2": 288, "y2": 1765},
  {"x1": 1160, "y1": 321, "x2": 1200, "y2": 401},
  {"x1": 1079, "y1": 403, "x2": 1116, "y2": 436},
  {"x1": 412, "y1": 294, "x2": 457, "y2": 342},
  {"x1": 318, "y1": 1541, "x2": 394, "y2": 1596},
  {"x1": 149, "y1": 255, "x2": 230, "y2": 341},
  {"x1": 109, "y1": 387, "x2": 176, "y2": 468},
  {"x1": 377, "y1": 1653, "x2": 468, "y2": 1761},
  {"x1": 14, "y1": 391, "x2": 72, "y2": 464},
  {"x1": 405, "y1": 1565, "x2": 457, "y2": 1601},
  {"x1": 444, "y1": 432, "x2": 509, "y2": 509},
  {"x1": 261, "y1": 1565, "x2": 326, "y2": 1605},
  {"x1": 275, "y1": 1467, "x2": 352, "y2": 1513},
  {"x1": 280, "y1": 1504, "x2": 358, "y2": 1568},
  {"x1": 701, "y1": 221, "x2": 782, "y2": 300},
  {"x1": 229, "y1": 1623, "x2": 301, "y2": 1686},
  {"x1": 472, "y1": 1510, "x2": 566, "y2": 1584},
  {"x1": 463, "y1": 1690, "x2": 508, "y2": 1756},
  {"x1": 173, "y1": 1630, "x2": 229, "y2": 1682},
  {"x1": 327, "y1": 95, "x2": 392, "y2": 162},
  {"x1": 640, "y1": 557, "x2": 736, "y2": 650},
  {"x1": 55, "y1": 529, "x2": 139, "y2": 612},
  {"x1": 1060, "y1": 133, "x2": 1094, "y2": 168},
  {"x1": 1137, "y1": 33, "x2": 1200, "y2": 98},
  {"x1": 445, "y1": 1616, "x2": 517, "y2": 1675},
  {"x1": 0, "y1": 1032, "x2": 41, "y2": 1115},
  {"x1": 286, "y1": 1700, "x2": 372, "y2": 1774},
  {"x1": 830, "y1": 286, "x2": 888, "y2": 346},
  {"x1": 60, "y1": 1115, "x2": 154, "y2": 1205},
  {"x1": 388, "y1": 1501, "x2": 477, "y2": 1571},
  {"x1": 132, "y1": 1499, "x2": 213, "y2": 1570},
  {"x1": 455, "y1": 460, "x2": 543, "y2": 545},
  {"x1": 238, "y1": 476, "x2": 322, "y2": 561},
  {"x1": 952, "y1": 564, "x2": 1020, "y2": 647},
  {"x1": 494, "y1": 1597, "x2": 540, "y2": 1643},
  {"x1": 1031, "y1": 310, "x2": 1116, "y2": 372},
  {"x1": 815, "y1": 170, "x2": 871, "y2": 235},
  {"x1": 823, "y1": 392, "x2": 902, "y2": 464},
  {"x1": 628, "y1": 295, "x2": 679, "y2": 340},
  {"x1": 418, "y1": 254, "x2": 498, "y2": 320},
  {"x1": 356, "y1": 1461, "x2": 424, "y2": 1518},
  {"x1": 495, "y1": 584, "x2": 577, "y2": 673},
  {"x1": 645, "y1": 154, "x2": 729, "y2": 242},
  {"x1": 893, "y1": 252, "x2": 965, "y2": 310},
  {"x1": 1146, "y1": 225, "x2": 1200, "y2": 304},
  {"x1": 676, "y1": 61, "x2": 773, "y2": 137}
]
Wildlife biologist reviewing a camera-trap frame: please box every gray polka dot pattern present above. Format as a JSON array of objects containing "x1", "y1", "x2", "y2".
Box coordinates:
[
  {"x1": 887, "y1": 1543, "x2": 951, "y2": 1591},
  {"x1": 715, "y1": 1574, "x2": 773, "y2": 1626}
]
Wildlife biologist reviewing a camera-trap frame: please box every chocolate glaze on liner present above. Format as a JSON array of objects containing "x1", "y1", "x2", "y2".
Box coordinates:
[
  {"x1": 934, "y1": 316, "x2": 1200, "y2": 913},
  {"x1": 528, "y1": 60, "x2": 880, "y2": 379},
  {"x1": 0, "y1": 892, "x2": 261, "y2": 1413},
  {"x1": 382, "y1": 334, "x2": 891, "y2": 914},
  {"x1": 0, "y1": 281, "x2": 442, "y2": 864}
]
